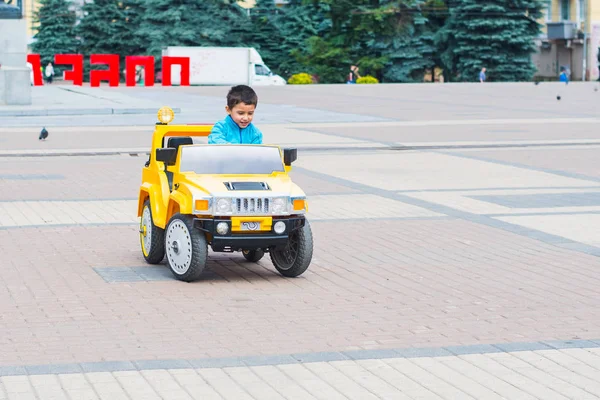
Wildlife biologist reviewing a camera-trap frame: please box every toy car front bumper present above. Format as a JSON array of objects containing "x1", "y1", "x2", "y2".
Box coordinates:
[{"x1": 193, "y1": 217, "x2": 306, "y2": 251}]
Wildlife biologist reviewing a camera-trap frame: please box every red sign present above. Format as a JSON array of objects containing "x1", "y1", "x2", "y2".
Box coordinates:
[
  {"x1": 90, "y1": 54, "x2": 120, "y2": 87},
  {"x1": 27, "y1": 54, "x2": 190, "y2": 87},
  {"x1": 26, "y1": 54, "x2": 43, "y2": 86}
]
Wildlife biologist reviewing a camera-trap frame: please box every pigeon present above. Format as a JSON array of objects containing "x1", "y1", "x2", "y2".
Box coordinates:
[{"x1": 39, "y1": 127, "x2": 48, "y2": 141}]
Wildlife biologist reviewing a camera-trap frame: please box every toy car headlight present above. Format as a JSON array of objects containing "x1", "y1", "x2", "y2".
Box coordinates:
[
  {"x1": 271, "y1": 197, "x2": 287, "y2": 214},
  {"x1": 216, "y1": 198, "x2": 232, "y2": 214},
  {"x1": 157, "y1": 106, "x2": 174, "y2": 124}
]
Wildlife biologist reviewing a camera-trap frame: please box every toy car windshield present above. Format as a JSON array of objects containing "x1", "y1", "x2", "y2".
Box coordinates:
[{"x1": 179, "y1": 145, "x2": 286, "y2": 175}]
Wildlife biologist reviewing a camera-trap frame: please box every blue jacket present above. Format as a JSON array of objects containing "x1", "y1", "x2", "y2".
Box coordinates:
[
  {"x1": 208, "y1": 116, "x2": 263, "y2": 144},
  {"x1": 559, "y1": 72, "x2": 569, "y2": 83}
]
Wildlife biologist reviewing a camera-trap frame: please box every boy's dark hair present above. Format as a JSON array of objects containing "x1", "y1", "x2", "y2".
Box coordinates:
[{"x1": 227, "y1": 85, "x2": 258, "y2": 109}]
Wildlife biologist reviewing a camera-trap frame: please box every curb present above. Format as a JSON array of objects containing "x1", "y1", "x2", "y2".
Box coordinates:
[
  {"x1": 0, "y1": 107, "x2": 182, "y2": 117},
  {"x1": 0, "y1": 338, "x2": 599, "y2": 376}
]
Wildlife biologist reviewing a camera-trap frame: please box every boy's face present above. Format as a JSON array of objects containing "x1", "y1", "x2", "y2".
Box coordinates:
[{"x1": 226, "y1": 102, "x2": 255, "y2": 129}]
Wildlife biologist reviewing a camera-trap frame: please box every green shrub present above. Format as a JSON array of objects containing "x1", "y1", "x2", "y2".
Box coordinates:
[
  {"x1": 356, "y1": 75, "x2": 379, "y2": 84},
  {"x1": 288, "y1": 73, "x2": 314, "y2": 85}
]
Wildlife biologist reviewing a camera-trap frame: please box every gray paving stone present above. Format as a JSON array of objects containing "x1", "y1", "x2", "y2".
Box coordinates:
[
  {"x1": 80, "y1": 361, "x2": 137, "y2": 373},
  {"x1": 447, "y1": 151, "x2": 600, "y2": 184},
  {"x1": 444, "y1": 344, "x2": 504, "y2": 356},
  {"x1": 133, "y1": 359, "x2": 193, "y2": 370},
  {"x1": 24, "y1": 363, "x2": 82, "y2": 375},
  {"x1": 189, "y1": 357, "x2": 247, "y2": 369},
  {"x1": 93, "y1": 267, "x2": 144, "y2": 283},
  {"x1": 241, "y1": 355, "x2": 298, "y2": 366},
  {"x1": 395, "y1": 347, "x2": 454, "y2": 358},
  {"x1": 0, "y1": 366, "x2": 27, "y2": 376},
  {"x1": 291, "y1": 352, "x2": 349, "y2": 363},
  {"x1": 93, "y1": 266, "x2": 224, "y2": 283},
  {"x1": 472, "y1": 192, "x2": 600, "y2": 209},
  {"x1": 341, "y1": 349, "x2": 402, "y2": 360},
  {"x1": 540, "y1": 340, "x2": 600, "y2": 349},
  {"x1": 491, "y1": 342, "x2": 554, "y2": 352}
]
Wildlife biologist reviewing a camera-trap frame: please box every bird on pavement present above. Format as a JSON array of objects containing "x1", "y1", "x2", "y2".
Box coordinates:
[{"x1": 39, "y1": 127, "x2": 48, "y2": 141}]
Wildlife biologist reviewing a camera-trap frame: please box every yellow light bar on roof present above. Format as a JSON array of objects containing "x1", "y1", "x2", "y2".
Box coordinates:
[{"x1": 157, "y1": 106, "x2": 174, "y2": 124}]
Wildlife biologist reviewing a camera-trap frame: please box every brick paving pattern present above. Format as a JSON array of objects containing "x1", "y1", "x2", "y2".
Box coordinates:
[{"x1": 1, "y1": 83, "x2": 599, "y2": 398}]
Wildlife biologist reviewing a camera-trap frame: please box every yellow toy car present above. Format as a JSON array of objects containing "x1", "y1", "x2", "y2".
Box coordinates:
[{"x1": 137, "y1": 107, "x2": 313, "y2": 282}]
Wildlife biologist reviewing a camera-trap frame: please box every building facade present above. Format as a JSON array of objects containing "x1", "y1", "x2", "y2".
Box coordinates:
[{"x1": 534, "y1": 0, "x2": 600, "y2": 80}]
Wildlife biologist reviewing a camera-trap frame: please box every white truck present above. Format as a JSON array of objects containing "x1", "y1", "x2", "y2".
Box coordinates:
[{"x1": 161, "y1": 46, "x2": 286, "y2": 86}]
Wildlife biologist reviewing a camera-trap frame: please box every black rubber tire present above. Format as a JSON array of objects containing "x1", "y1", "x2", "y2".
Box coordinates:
[
  {"x1": 270, "y1": 219, "x2": 313, "y2": 277},
  {"x1": 140, "y1": 200, "x2": 165, "y2": 264},
  {"x1": 242, "y1": 249, "x2": 265, "y2": 262},
  {"x1": 165, "y1": 214, "x2": 207, "y2": 282}
]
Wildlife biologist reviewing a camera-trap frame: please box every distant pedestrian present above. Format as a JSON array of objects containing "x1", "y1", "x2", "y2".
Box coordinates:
[
  {"x1": 347, "y1": 65, "x2": 361, "y2": 84},
  {"x1": 559, "y1": 66, "x2": 569, "y2": 84},
  {"x1": 479, "y1": 67, "x2": 486, "y2": 83},
  {"x1": 45, "y1": 62, "x2": 54, "y2": 84}
]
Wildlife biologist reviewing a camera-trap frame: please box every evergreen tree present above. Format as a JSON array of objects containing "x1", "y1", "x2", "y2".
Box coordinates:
[
  {"x1": 249, "y1": 0, "x2": 284, "y2": 74},
  {"x1": 76, "y1": 0, "x2": 123, "y2": 80},
  {"x1": 32, "y1": 0, "x2": 79, "y2": 71},
  {"x1": 297, "y1": 0, "x2": 432, "y2": 83},
  {"x1": 77, "y1": 0, "x2": 125, "y2": 55},
  {"x1": 437, "y1": 0, "x2": 544, "y2": 82},
  {"x1": 137, "y1": 0, "x2": 251, "y2": 58},
  {"x1": 354, "y1": 0, "x2": 435, "y2": 82},
  {"x1": 293, "y1": 0, "x2": 359, "y2": 83},
  {"x1": 76, "y1": 0, "x2": 146, "y2": 81},
  {"x1": 275, "y1": 0, "x2": 330, "y2": 78},
  {"x1": 120, "y1": 0, "x2": 147, "y2": 57}
]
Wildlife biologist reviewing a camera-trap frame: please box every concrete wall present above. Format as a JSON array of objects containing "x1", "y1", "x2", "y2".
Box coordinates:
[
  {"x1": 0, "y1": 19, "x2": 31, "y2": 105},
  {"x1": 532, "y1": 40, "x2": 586, "y2": 80}
]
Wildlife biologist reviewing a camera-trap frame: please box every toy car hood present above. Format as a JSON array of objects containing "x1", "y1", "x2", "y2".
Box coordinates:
[{"x1": 184, "y1": 174, "x2": 304, "y2": 198}]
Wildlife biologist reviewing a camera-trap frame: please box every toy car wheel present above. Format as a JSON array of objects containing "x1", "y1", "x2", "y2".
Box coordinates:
[
  {"x1": 242, "y1": 249, "x2": 265, "y2": 262},
  {"x1": 140, "y1": 200, "x2": 165, "y2": 264},
  {"x1": 270, "y1": 219, "x2": 313, "y2": 277},
  {"x1": 165, "y1": 214, "x2": 207, "y2": 282}
]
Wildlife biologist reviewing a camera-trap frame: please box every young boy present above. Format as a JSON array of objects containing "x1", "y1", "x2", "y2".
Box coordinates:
[{"x1": 208, "y1": 85, "x2": 263, "y2": 144}]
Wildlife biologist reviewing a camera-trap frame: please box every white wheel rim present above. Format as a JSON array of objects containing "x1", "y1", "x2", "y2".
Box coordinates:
[
  {"x1": 166, "y1": 220, "x2": 192, "y2": 275},
  {"x1": 141, "y1": 206, "x2": 152, "y2": 254}
]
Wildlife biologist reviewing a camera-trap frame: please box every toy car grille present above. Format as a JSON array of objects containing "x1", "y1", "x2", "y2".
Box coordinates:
[{"x1": 235, "y1": 198, "x2": 270, "y2": 214}]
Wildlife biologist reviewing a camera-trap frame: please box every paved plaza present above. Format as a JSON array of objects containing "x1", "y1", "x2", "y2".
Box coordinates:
[{"x1": 0, "y1": 82, "x2": 600, "y2": 398}]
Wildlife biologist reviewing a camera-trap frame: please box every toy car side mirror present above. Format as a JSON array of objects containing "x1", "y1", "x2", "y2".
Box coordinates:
[
  {"x1": 156, "y1": 148, "x2": 177, "y2": 165},
  {"x1": 283, "y1": 148, "x2": 297, "y2": 166}
]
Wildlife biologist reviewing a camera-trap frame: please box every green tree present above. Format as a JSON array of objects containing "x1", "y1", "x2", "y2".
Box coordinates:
[
  {"x1": 249, "y1": 0, "x2": 284, "y2": 74},
  {"x1": 437, "y1": 0, "x2": 544, "y2": 82},
  {"x1": 297, "y1": 0, "x2": 432, "y2": 83},
  {"x1": 120, "y1": 0, "x2": 147, "y2": 57},
  {"x1": 275, "y1": 0, "x2": 330, "y2": 78},
  {"x1": 77, "y1": 0, "x2": 125, "y2": 55},
  {"x1": 137, "y1": 0, "x2": 251, "y2": 58},
  {"x1": 76, "y1": 0, "x2": 124, "y2": 80},
  {"x1": 31, "y1": 0, "x2": 79, "y2": 71},
  {"x1": 355, "y1": 0, "x2": 436, "y2": 83},
  {"x1": 76, "y1": 0, "x2": 146, "y2": 81}
]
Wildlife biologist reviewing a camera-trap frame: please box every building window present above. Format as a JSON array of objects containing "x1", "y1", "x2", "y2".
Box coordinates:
[
  {"x1": 577, "y1": 0, "x2": 584, "y2": 26},
  {"x1": 545, "y1": 0, "x2": 552, "y2": 21},
  {"x1": 560, "y1": 0, "x2": 570, "y2": 20}
]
